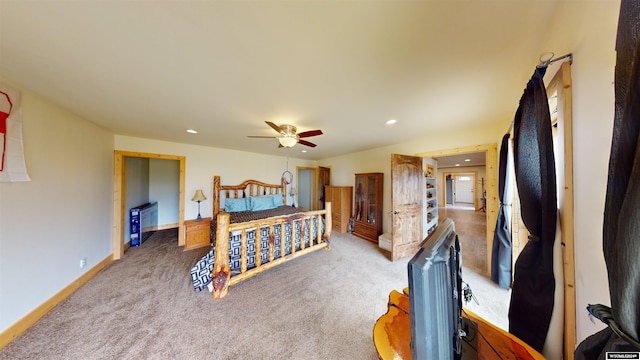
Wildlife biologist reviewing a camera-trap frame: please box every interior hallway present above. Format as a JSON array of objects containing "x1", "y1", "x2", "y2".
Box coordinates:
[
  {"x1": 438, "y1": 206, "x2": 512, "y2": 330},
  {"x1": 439, "y1": 206, "x2": 487, "y2": 275}
]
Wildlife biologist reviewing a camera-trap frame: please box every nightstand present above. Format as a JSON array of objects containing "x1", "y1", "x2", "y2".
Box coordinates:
[{"x1": 183, "y1": 217, "x2": 212, "y2": 251}]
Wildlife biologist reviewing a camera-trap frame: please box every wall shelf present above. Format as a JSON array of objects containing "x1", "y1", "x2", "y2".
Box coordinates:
[{"x1": 425, "y1": 177, "x2": 438, "y2": 234}]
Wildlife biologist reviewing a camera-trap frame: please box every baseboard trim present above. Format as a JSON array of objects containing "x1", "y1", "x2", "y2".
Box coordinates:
[
  {"x1": 142, "y1": 223, "x2": 178, "y2": 232},
  {"x1": 0, "y1": 254, "x2": 114, "y2": 350}
]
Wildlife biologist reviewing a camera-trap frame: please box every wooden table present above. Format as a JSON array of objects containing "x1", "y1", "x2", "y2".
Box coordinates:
[{"x1": 373, "y1": 289, "x2": 545, "y2": 359}]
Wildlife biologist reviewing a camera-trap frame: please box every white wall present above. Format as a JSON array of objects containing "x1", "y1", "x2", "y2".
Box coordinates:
[
  {"x1": 540, "y1": 1, "x2": 619, "y2": 344},
  {"x1": 0, "y1": 78, "x2": 114, "y2": 332},
  {"x1": 149, "y1": 158, "x2": 180, "y2": 226},
  {"x1": 297, "y1": 168, "x2": 313, "y2": 210},
  {"x1": 114, "y1": 136, "x2": 317, "y2": 220}
]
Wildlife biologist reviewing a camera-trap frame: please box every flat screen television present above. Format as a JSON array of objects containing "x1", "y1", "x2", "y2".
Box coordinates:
[{"x1": 408, "y1": 217, "x2": 465, "y2": 360}]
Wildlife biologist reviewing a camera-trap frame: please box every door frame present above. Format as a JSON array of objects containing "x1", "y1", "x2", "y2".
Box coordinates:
[
  {"x1": 112, "y1": 150, "x2": 186, "y2": 260},
  {"x1": 416, "y1": 143, "x2": 498, "y2": 276},
  {"x1": 549, "y1": 61, "x2": 576, "y2": 357},
  {"x1": 509, "y1": 62, "x2": 575, "y2": 356}
]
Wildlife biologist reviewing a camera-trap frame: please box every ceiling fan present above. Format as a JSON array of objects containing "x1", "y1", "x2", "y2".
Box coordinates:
[{"x1": 248, "y1": 121, "x2": 323, "y2": 148}]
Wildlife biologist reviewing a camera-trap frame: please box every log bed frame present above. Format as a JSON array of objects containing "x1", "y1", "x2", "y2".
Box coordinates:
[{"x1": 211, "y1": 176, "x2": 332, "y2": 299}]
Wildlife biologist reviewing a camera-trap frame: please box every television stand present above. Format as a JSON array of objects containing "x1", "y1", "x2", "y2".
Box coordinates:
[{"x1": 373, "y1": 289, "x2": 544, "y2": 359}]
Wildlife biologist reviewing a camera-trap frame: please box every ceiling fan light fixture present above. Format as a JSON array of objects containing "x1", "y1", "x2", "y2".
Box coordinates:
[
  {"x1": 278, "y1": 136, "x2": 297, "y2": 148},
  {"x1": 249, "y1": 121, "x2": 321, "y2": 148}
]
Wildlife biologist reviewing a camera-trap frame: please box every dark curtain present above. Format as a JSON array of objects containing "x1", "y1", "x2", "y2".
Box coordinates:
[
  {"x1": 508, "y1": 66, "x2": 558, "y2": 353},
  {"x1": 575, "y1": 0, "x2": 640, "y2": 357},
  {"x1": 491, "y1": 133, "x2": 513, "y2": 289}
]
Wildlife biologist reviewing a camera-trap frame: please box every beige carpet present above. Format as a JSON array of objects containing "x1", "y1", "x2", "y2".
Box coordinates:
[{"x1": 0, "y1": 228, "x2": 508, "y2": 359}]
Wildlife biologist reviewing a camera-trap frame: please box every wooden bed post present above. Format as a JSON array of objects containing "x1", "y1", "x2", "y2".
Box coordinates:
[
  {"x1": 324, "y1": 202, "x2": 332, "y2": 248},
  {"x1": 213, "y1": 176, "x2": 221, "y2": 217},
  {"x1": 212, "y1": 213, "x2": 231, "y2": 299}
]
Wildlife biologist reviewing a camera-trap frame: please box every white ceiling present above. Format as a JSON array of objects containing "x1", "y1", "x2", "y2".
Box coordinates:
[
  {"x1": 0, "y1": 1, "x2": 560, "y2": 160},
  {"x1": 435, "y1": 152, "x2": 486, "y2": 168}
]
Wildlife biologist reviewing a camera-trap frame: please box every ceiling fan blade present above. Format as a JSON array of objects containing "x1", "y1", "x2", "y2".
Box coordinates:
[
  {"x1": 265, "y1": 121, "x2": 284, "y2": 134},
  {"x1": 298, "y1": 139, "x2": 317, "y2": 147},
  {"x1": 247, "y1": 136, "x2": 277, "y2": 138},
  {"x1": 297, "y1": 129, "x2": 323, "y2": 138}
]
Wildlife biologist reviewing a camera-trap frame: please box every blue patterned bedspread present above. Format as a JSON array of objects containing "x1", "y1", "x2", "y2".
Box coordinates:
[{"x1": 190, "y1": 212, "x2": 323, "y2": 292}]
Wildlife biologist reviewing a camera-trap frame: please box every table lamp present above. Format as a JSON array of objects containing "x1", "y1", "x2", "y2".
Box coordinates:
[{"x1": 192, "y1": 189, "x2": 207, "y2": 220}]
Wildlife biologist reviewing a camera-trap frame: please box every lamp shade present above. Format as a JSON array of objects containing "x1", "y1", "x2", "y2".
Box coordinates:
[
  {"x1": 192, "y1": 189, "x2": 207, "y2": 202},
  {"x1": 278, "y1": 136, "x2": 297, "y2": 148}
]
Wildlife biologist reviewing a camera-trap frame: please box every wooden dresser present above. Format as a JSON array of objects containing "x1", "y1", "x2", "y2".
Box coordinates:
[
  {"x1": 325, "y1": 186, "x2": 353, "y2": 233},
  {"x1": 183, "y1": 217, "x2": 212, "y2": 251},
  {"x1": 353, "y1": 172, "x2": 383, "y2": 242}
]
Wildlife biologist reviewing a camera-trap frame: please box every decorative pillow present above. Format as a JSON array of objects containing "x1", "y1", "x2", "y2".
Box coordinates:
[
  {"x1": 272, "y1": 194, "x2": 284, "y2": 207},
  {"x1": 225, "y1": 197, "x2": 248, "y2": 212},
  {"x1": 250, "y1": 195, "x2": 276, "y2": 211}
]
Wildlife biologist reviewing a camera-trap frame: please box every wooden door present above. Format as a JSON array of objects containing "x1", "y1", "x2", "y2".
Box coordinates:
[
  {"x1": 317, "y1": 166, "x2": 331, "y2": 210},
  {"x1": 454, "y1": 174, "x2": 475, "y2": 204},
  {"x1": 391, "y1": 154, "x2": 423, "y2": 261}
]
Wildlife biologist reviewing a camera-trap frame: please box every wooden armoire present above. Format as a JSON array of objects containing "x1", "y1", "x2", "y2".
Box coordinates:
[
  {"x1": 353, "y1": 172, "x2": 383, "y2": 242},
  {"x1": 325, "y1": 186, "x2": 353, "y2": 233}
]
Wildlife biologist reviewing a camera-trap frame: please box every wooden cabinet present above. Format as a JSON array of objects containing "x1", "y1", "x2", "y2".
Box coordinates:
[
  {"x1": 325, "y1": 186, "x2": 353, "y2": 233},
  {"x1": 184, "y1": 217, "x2": 212, "y2": 251},
  {"x1": 353, "y1": 173, "x2": 383, "y2": 243}
]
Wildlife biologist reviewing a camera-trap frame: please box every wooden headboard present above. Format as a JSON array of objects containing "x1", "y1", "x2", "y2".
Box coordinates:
[{"x1": 213, "y1": 176, "x2": 287, "y2": 217}]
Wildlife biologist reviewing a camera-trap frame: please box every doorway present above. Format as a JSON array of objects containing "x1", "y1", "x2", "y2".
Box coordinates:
[
  {"x1": 454, "y1": 174, "x2": 475, "y2": 205},
  {"x1": 441, "y1": 171, "x2": 479, "y2": 210},
  {"x1": 296, "y1": 166, "x2": 332, "y2": 211},
  {"x1": 112, "y1": 151, "x2": 186, "y2": 260},
  {"x1": 445, "y1": 175, "x2": 454, "y2": 206},
  {"x1": 296, "y1": 167, "x2": 316, "y2": 211},
  {"x1": 440, "y1": 167, "x2": 485, "y2": 274},
  {"x1": 417, "y1": 144, "x2": 498, "y2": 276},
  {"x1": 316, "y1": 166, "x2": 331, "y2": 210}
]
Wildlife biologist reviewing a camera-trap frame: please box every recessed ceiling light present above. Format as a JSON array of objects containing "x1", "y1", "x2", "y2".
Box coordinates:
[
  {"x1": 386, "y1": 119, "x2": 397, "y2": 125},
  {"x1": 186, "y1": 129, "x2": 198, "y2": 134},
  {"x1": 465, "y1": 159, "x2": 471, "y2": 162},
  {"x1": 301, "y1": 150, "x2": 307, "y2": 153},
  {"x1": 455, "y1": 164, "x2": 460, "y2": 166}
]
